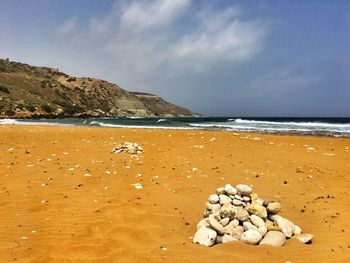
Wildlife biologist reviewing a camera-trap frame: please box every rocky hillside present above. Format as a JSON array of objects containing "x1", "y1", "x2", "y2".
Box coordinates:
[
  {"x1": 0, "y1": 58, "x2": 198, "y2": 118},
  {"x1": 131, "y1": 92, "x2": 195, "y2": 117}
]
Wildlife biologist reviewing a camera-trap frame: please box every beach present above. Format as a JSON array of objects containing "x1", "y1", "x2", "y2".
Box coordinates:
[{"x1": 1, "y1": 125, "x2": 349, "y2": 262}]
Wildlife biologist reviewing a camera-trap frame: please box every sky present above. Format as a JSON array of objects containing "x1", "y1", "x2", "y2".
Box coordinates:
[{"x1": 0, "y1": 0, "x2": 349, "y2": 117}]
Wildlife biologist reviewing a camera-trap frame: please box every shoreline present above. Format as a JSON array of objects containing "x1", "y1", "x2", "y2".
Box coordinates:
[
  {"x1": 1, "y1": 120, "x2": 350, "y2": 139},
  {"x1": 1, "y1": 124, "x2": 349, "y2": 262}
]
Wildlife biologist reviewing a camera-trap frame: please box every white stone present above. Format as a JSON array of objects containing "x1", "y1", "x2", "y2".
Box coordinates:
[
  {"x1": 243, "y1": 196, "x2": 251, "y2": 202},
  {"x1": 243, "y1": 222, "x2": 258, "y2": 231},
  {"x1": 131, "y1": 183, "x2": 143, "y2": 189},
  {"x1": 206, "y1": 202, "x2": 220, "y2": 211},
  {"x1": 225, "y1": 224, "x2": 244, "y2": 239},
  {"x1": 235, "y1": 207, "x2": 250, "y2": 221},
  {"x1": 258, "y1": 225, "x2": 268, "y2": 236},
  {"x1": 232, "y1": 226, "x2": 244, "y2": 239},
  {"x1": 220, "y1": 217, "x2": 230, "y2": 226},
  {"x1": 216, "y1": 187, "x2": 225, "y2": 195},
  {"x1": 266, "y1": 202, "x2": 281, "y2": 214},
  {"x1": 224, "y1": 219, "x2": 239, "y2": 231},
  {"x1": 209, "y1": 215, "x2": 225, "y2": 235},
  {"x1": 232, "y1": 199, "x2": 244, "y2": 206},
  {"x1": 259, "y1": 231, "x2": 286, "y2": 247},
  {"x1": 248, "y1": 203, "x2": 268, "y2": 218},
  {"x1": 294, "y1": 225, "x2": 302, "y2": 235},
  {"x1": 250, "y1": 214, "x2": 265, "y2": 228},
  {"x1": 236, "y1": 184, "x2": 252, "y2": 196},
  {"x1": 220, "y1": 203, "x2": 237, "y2": 219},
  {"x1": 240, "y1": 230, "x2": 263, "y2": 245},
  {"x1": 270, "y1": 215, "x2": 295, "y2": 238},
  {"x1": 208, "y1": 194, "x2": 220, "y2": 204},
  {"x1": 196, "y1": 218, "x2": 210, "y2": 230},
  {"x1": 219, "y1": 194, "x2": 232, "y2": 205},
  {"x1": 203, "y1": 209, "x2": 211, "y2": 218},
  {"x1": 254, "y1": 199, "x2": 264, "y2": 206},
  {"x1": 193, "y1": 227, "x2": 217, "y2": 247},
  {"x1": 224, "y1": 184, "x2": 238, "y2": 195},
  {"x1": 212, "y1": 208, "x2": 221, "y2": 221},
  {"x1": 234, "y1": 194, "x2": 243, "y2": 201},
  {"x1": 295, "y1": 233, "x2": 313, "y2": 244}
]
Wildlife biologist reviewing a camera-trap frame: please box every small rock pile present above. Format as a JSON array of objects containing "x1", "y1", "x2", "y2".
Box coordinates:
[
  {"x1": 193, "y1": 183, "x2": 313, "y2": 247},
  {"x1": 112, "y1": 142, "x2": 144, "y2": 154}
]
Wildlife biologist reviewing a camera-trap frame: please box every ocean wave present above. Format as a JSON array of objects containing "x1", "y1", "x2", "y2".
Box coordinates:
[
  {"x1": 1, "y1": 118, "x2": 349, "y2": 137},
  {"x1": 190, "y1": 122, "x2": 350, "y2": 133},
  {"x1": 0, "y1": 119, "x2": 70, "y2": 126},
  {"x1": 90, "y1": 121, "x2": 102, "y2": 126},
  {"x1": 0, "y1": 119, "x2": 19, "y2": 125},
  {"x1": 233, "y1": 118, "x2": 350, "y2": 128},
  {"x1": 87, "y1": 121, "x2": 195, "y2": 130}
]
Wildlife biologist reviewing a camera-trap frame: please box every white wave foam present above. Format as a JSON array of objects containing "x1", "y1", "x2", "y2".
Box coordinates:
[
  {"x1": 90, "y1": 121, "x2": 195, "y2": 130},
  {"x1": 234, "y1": 118, "x2": 350, "y2": 128},
  {"x1": 90, "y1": 121, "x2": 101, "y2": 125},
  {"x1": 0, "y1": 119, "x2": 20, "y2": 125},
  {"x1": 2, "y1": 118, "x2": 349, "y2": 137},
  {"x1": 190, "y1": 123, "x2": 310, "y2": 131},
  {"x1": 190, "y1": 122, "x2": 350, "y2": 133},
  {"x1": 0, "y1": 119, "x2": 71, "y2": 126}
]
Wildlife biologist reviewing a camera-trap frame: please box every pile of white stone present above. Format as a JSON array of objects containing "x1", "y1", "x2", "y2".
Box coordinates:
[
  {"x1": 193, "y1": 183, "x2": 313, "y2": 247},
  {"x1": 112, "y1": 142, "x2": 144, "y2": 154}
]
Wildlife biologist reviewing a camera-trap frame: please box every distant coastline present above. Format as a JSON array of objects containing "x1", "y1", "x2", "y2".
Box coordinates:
[
  {"x1": 0, "y1": 58, "x2": 199, "y2": 119},
  {"x1": 1, "y1": 117, "x2": 350, "y2": 138}
]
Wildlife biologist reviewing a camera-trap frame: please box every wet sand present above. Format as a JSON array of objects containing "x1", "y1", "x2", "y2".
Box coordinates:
[{"x1": 0, "y1": 125, "x2": 349, "y2": 262}]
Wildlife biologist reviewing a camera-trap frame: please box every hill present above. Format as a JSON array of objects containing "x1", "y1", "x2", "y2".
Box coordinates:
[
  {"x1": 0, "y1": 58, "x2": 198, "y2": 118},
  {"x1": 130, "y1": 92, "x2": 195, "y2": 117}
]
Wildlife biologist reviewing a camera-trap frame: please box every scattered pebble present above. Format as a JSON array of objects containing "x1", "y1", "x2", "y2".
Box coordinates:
[{"x1": 132, "y1": 183, "x2": 143, "y2": 189}]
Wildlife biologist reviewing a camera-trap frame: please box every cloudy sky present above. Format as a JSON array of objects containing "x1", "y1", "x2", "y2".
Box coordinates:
[{"x1": 0, "y1": 0, "x2": 349, "y2": 116}]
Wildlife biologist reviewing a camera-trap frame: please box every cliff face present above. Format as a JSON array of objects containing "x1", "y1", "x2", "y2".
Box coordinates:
[
  {"x1": 131, "y1": 92, "x2": 196, "y2": 117},
  {"x1": 0, "y1": 59, "x2": 198, "y2": 118}
]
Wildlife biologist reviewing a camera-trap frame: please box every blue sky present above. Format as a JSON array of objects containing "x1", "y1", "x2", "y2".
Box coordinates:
[{"x1": 0, "y1": 0, "x2": 349, "y2": 116}]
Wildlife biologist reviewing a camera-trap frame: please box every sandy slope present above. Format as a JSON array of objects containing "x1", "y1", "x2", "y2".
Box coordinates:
[{"x1": 0, "y1": 125, "x2": 349, "y2": 262}]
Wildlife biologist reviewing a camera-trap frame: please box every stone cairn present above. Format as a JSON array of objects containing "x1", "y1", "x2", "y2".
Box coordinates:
[
  {"x1": 112, "y1": 142, "x2": 144, "y2": 154},
  {"x1": 193, "y1": 183, "x2": 313, "y2": 247}
]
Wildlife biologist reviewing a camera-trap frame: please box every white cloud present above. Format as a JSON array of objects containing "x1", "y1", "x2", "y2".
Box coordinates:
[
  {"x1": 89, "y1": 15, "x2": 113, "y2": 36},
  {"x1": 119, "y1": 0, "x2": 191, "y2": 33},
  {"x1": 52, "y1": 0, "x2": 270, "y2": 94},
  {"x1": 56, "y1": 17, "x2": 78, "y2": 36},
  {"x1": 79, "y1": 0, "x2": 270, "y2": 75},
  {"x1": 174, "y1": 19, "x2": 268, "y2": 71}
]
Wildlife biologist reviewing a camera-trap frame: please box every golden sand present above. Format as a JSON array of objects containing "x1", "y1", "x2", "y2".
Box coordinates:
[{"x1": 0, "y1": 125, "x2": 349, "y2": 262}]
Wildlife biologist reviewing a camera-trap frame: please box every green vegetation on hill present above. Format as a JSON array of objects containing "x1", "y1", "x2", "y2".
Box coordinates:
[
  {"x1": 0, "y1": 58, "x2": 198, "y2": 118},
  {"x1": 0, "y1": 84, "x2": 10, "y2": 94}
]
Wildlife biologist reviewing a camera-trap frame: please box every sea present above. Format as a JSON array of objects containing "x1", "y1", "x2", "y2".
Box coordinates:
[{"x1": 1, "y1": 117, "x2": 350, "y2": 138}]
